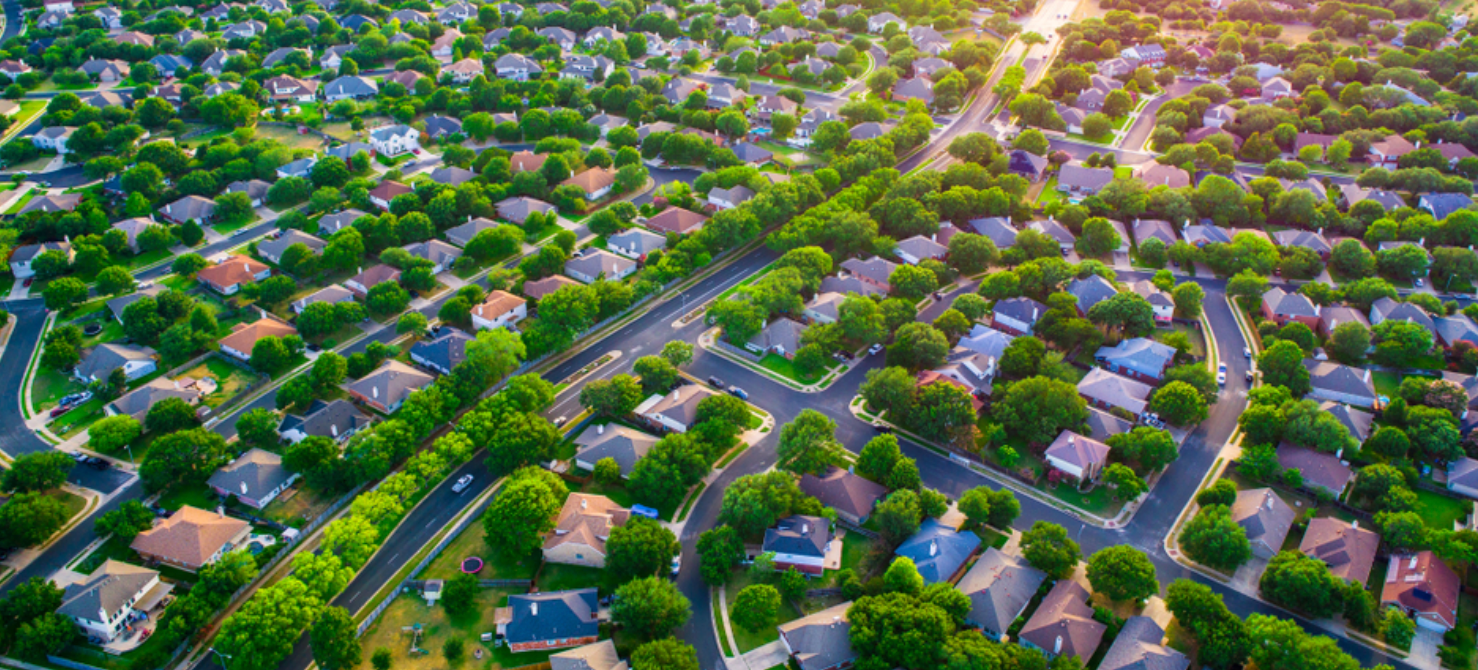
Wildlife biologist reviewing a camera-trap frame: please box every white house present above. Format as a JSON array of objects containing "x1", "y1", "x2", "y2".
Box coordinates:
[
  {"x1": 868, "y1": 11, "x2": 904, "y2": 32},
  {"x1": 32, "y1": 126, "x2": 74, "y2": 154},
  {"x1": 471, "y1": 290, "x2": 528, "y2": 331},
  {"x1": 369, "y1": 125, "x2": 420, "y2": 157},
  {"x1": 57, "y1": 561, "x2": 169, "y2": 643}
]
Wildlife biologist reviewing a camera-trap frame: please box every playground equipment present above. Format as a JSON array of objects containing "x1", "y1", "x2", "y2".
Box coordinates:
[
  {"x1": 462, "y1": 557, "x2": 484, "y2": 574},
  {"x1": 402, "y1": 624, "x2": 428, "y2": 656}
]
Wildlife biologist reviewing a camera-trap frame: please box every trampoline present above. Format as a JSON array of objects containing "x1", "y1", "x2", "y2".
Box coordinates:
[{"x1": 461, "y1": 557, "x2": 484, "y2": 574}]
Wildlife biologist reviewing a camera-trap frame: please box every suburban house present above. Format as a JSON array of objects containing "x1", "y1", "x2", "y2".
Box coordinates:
[
  {"x1": 709, "y1": 185, "x2": 755, "y2": 210},
  {"x1": 762, "y1": 515, "x2": 834, "y2": 575},
  {"x1": 543, "y1": 493, "x2": 629, "y2": 568},
  {"x1": 494, "y1": 53, "x2": 544, "y2": 79},
  {"x1": 225, "y1": 180, "x2": 270, "y2": 207},
  {"x1": 263, "y1": 75, "x2": 316, "y2": 102},
  {"x1": 563, "y1": 168, "x2": 618, "y2": 201},
  {"x1": 496, "y1": 589, "x2": 600, "y2": 652},
  {"x1": 1065, "y1": 275, "x2": 1118, "y2": 316},
  {"x1": 105, "y1": 378, "x2": 200, "y2": 424},
  {"x1": 197, "y1": 255, "x2": 271, "y2": 295},
  {"x1": 1300, "y1": 518, "x2": 1380, "y2": 584},
  {"x1": 1057, "y1": 164, "x2": 1115, "y2": 196},
  {"x1": 74, "y1": 343, "x2": 158, "y2": 384},
  {"x1": 778, "y1": 602, "x2": 856, "y2": 670},
  {"x1": 1370, "y1": 297, "x2": 1436, "y2": 333},
  {"x1": 1318, "y1": 305, "x2": 1371, "y2": 338},
  {"x1": 838, "y1": 257, "x2": 898, "y2": 294},
  {"x1": 803, "y1": 293, "x2": 846, "y2": 325},
  {"x1": 607, "y1": 228, "x2": 665, "y2": 260},
  {"x1": 895, "y1": 235, "x2": 948, "y2": 265},
  {"x1": 1096, "y1": 618, "x2": 1188, "y2": 670},
  {"x1": 218, "y1": 318, "x2": 298, "y2": 362},
  {"x1": 1369, "y1": 134, "x2": 1418, "y2": 167},
  {"x1": 495, "y1": 196, "x2": 559, "y2": 225},
  {"x1": 291, "y1": 284, "x2": 356, "y2": 315},
  {"x1": 444, "y1": 217, "x2": 501, "y2": 248},
  {"x1": 1435, "y1": 314, "x2": 1478, "y2": 350},
  {"x1": 258, "y1": 230, "x2": 326, "y2": 265},
  {"x1": 318, "y1": 209, "x2": 368, "y2": 236},
  {"x1": 409, "y1": 328, "x2": 474, "y2": 375},
  {"x1": 1019, "y1": 580, "x2": 1106, "y2": 661},
  {"x1": 1077, "y1": 368, "x2": 1154, "y2": 416},
  {"x1": 1127, "y1": 280, "x2": 1175, "y2": 323},
  {"x1": 130, "y1": 506, "x2": 251, "y2": 572},
  {"x1": 369, "y1": 181, "x2": 413, "y2": 211},
  {"x1": 470, "y1": 291, "x2": 527, "y2": 331},
  {"x1": 566, "y1": 249, "x2": 637, "y2": 283},
  {"x1": 207, "y1": 448, "x2": 299, "y2": 509},
  {"x1": 57, "y1": 561, "x2": 171, "y2": 643},
  {"x1": 894, "y1": 519, "x2": 980, "y2": 584},
  {"x1": 8, "y1": 242, "x2": 73, "y2": 281},
  {"x1": 1419, "y1": 193, "x2": 1474, "y2": 220},
  {"x1": 1449, "y1": 457, "x2": 1478, "y2": 499},
  {"x1": 32, "y1": 126, "x2": 74, "y2": 153},
  {"x1": 636, "y1": 384, "x2": 719, "y2": 432},
  {"x1": 1277, "y1": 444, "x2": 1354, "y2": 496},
  {"x1": 749, "y1": 318, "x2": 807, "y2": 359},
  {"x1": 402, "y1": 240, "x2": 463, "y2": 273},
  {"x1": 346, "y1": 360, "x2": 435, "y2": 413},
  {"x1": 345, "y1": 264, "x2": 401, "y2": 298},
  {"x1": 955, "y1": 547, "x2": 1047, "y2": 640},
  {"x1": 1261, "y1": 287, "x2": 1322, "y2": 328},
  {"x1": 369, "y1": 125, "x2": 420, "y2": 156},
  {"x1": 992, "y1": 297, "x2": 1048, "y2": 336},
  {"x1": 550, "y1": 641, "x2": 626, "y2": 670},
  {"x1": 278, "y1": 398, "x2": 373, "y2": 444},
  {"x1": 573, "y1": 425, "x2": 658, "y2": 478},
  {"x1": 1322, "y1": 401, "x2": 1375, "y2": 443},
  {"x1": 524, "y1": 275, "x2": 583, "y2": 301},
  {"x1": 798, "y1": 466, "x2": 886, "y2": 524},
  {"x1": 1382, "y1": 551, "x2": 1460, "y2": 631},
  {"x1": 1231, "y1": 488, "x2": 1296, "y2": 559},
  {"x1": 1044, "y1": 430, "x2": 1112, "y2": 482},
  {"x1": 1094, "y1": 338, "x2": 1176, "y2": 382},
  {"x1": 1304, "y1": 360, "x2": 1379, "y2": 407},
  {"x1": 1132, "y1": 219, "x2": 1178, "y2": 248},
  {"x1": 323, "y1": 75, "x2": 378, "y2": 102},
  {"x1": 1273, "y1": 229, "x2": 1333, "y2": 259},
  {"x1": 160, "y1": 195, "x2": 217, "y2": 225}
]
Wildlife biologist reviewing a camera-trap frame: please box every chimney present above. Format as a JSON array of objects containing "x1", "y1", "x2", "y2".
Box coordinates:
[
  {"x1": 581, "y1": 497, "x2": 588, "y2": 510},
  {"x1": 1317, "y1": 227, "x2": 1323, "y2": 235},
  {"x1": 240, "y1": 481, "x2": 249, "y2": 495},
  {"x1": 531, "y1": 603, "x2": 538, "y2": 616},
  {"x1": 216, "y1": 506, "x2": 225, "y2": 518},
  {"x1": 598, "y1": 424, "x2": 604, "y2": 434},
  {"x1": 1054, "y1": 636, "x2": 1063, "y2": 655},
  {"x1": 929, "y1": 540, "x2": 938, "y2": 556},
  {"x1": 331, "y1": 423, "x2": 338, "y2": 437},
  {"x1": 1365, "y1": 369, "x2": 1372, "y2": 382},
  {"x1": 372, "y1": 386, "x2": 379, "y2": 399},
  {"x1": 1264, "y1": 491, "x2": 1274, "y2": 510},
  {"x1": 801, "y1": 522, "x2": 810, "y2": 534}
]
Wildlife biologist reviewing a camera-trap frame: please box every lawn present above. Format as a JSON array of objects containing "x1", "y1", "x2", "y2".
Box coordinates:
[
  {"x1": 580, "y1": 478, "x2": 637, "y2": 510},
  {"x1": 253, "y1": 124, "x2": 330, "y2": 151},
  {"x1": 978, "y1": 527, "x2": 1008, "y2": 549},
  {"x1": 178, "y1": 358, "x2": 261, "y2": 408},
  {"x1": 1048, "y1": 481, "x2": 1124, "y2": 517},
  {"x1": 53, "y1": 398, "x2": 107, "y2": 439},
  {"x1": 74, "y1": 536, "x2": 139, "y2": 574},
  {"x1": 80, "y1": 319, "x2": 125, "y2": 349},
  {"x1": 157, "y1": 483, "x2": 220, "y2": 513},
  {"x1": 726, "y1": 570, "x2": 795, "y2": 653},
  {"x1": 839, "y1": 530, "x2": 873, "y2": 574},
  {"x1": 1372, "y1": 371, "x2": 1402, "y2": 401},
  {"x1": 53, "y1": 488, "x2": 87, "y2": 520},
  {"x1": 259, "y1": 483, "x2": 335, "y2": 528},
  {"x1": 537, "y1": 561, "x2": 614, "y2": 595},
  {"x1": 422, "y1": 519, "x2": 542, "y2": 581},
  {"x1": 758, "y1": 352, "x2": 837, "y2": 385},
  {"x1": 1154, "y1": 323, "x2": 1208, "y2": 358},
  {"x1": 31, "y1": 365, "x2": 84, "y2": 413},
  {"x1": 358, "y1": 589, "x2": 569, "y2": 670},
  {"x1": 1036, "y1": 178, "x2": 1063, "y2": 207},
  {"x1": 211, "y1": 214, "x2": 261, "y2": 235},
  {"x1": 1415, "y1": 487, "x2": 1472, "y2": 531}
]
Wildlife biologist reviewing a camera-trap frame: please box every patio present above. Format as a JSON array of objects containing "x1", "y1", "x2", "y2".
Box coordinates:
[{"x1": 99, "y1": 581, "x2": 175, "y2": 654}]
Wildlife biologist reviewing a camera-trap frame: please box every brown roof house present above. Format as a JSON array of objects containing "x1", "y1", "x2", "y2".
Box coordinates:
[
  {"x1": 778, "y1": 602, "x2": 856, "y2": 670},
  {"x1": 344, "y1": 264, "x2": 400, "y2": 298},
  {"x1": 524, "y1": 275, "x2": 583, "y2": 301},
  {"x1": 543, "y1": 493, "x2": 630, "y2": 568},
  {"x1": 105, "y1": 378, "x2": 200, "y2": 424},
  {"x1": 1277, "y1": 445, "x2": 1354, "y2": 497},
  {"x1": 1261, "y1": 287, "x2": 1321, "y2": 328},
  {"x1": 471, "y1": 290, "x2": 527, "y2": 331},
  {"x1": 219, "y1": 317, "x2": 298, "y2": 362},
  {"x1": 130, "y1": 506, "x2": 250, "y2": 572},
  {"x1": 198, "y1": 255, "x2": 271, "y2": 295},
  {"x1": 550, "y1": 641, "x2": 627, "y2": 670},
  {"x1": 1097, "y1": 618, "x2": 1188, "y2": 670},
  {"x1": 1231, "y1": 488, "x2": 1296, "y2": 559},
  {"x1": 645, "y1": 207, "x2": 708, "y2": 235},
  {"x1": 799, "y1": 466, "x2": 886, "y2": 524},
  {"x1": 562, "y1": 167, "x2": 618, "y2": 201},
  {"x1": 346, "y1": 360, "x2": 435, "y2": 413},
  {"x1": 1044, "y1": 430, "x2": 1112, "y2": 483},
  {"x1": 496, "y1": 196, "x2": 559, "y2": 225},
  {"x1": 1300, "y1": 518, "x2": 1380, "y2": 584},
  {"x1": 1382, "y1": 551, "x2": 1461, "y2": 631},
  {"x1": 510, "y1": 151, "x2": 548, "y2": 174},
  {"x1": 1019, "y1": 580, "x2": 1107, "y2": 662},
  {"x1": 1304, "y1": 360, "x2": 1378, "y2": 408}
]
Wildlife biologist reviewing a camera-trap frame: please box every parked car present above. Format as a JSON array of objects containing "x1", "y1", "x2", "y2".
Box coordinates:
[
  {"x1": 727, "y1": 386, "x2": 748, "y2": 400},
  {"x1": 873, "y1": 422, "x2": 892, "y2": 434},
  {"x1": 669, "y1": 555, "x2": 681, "y2": 578},
  {"x1": 85, "y1": 457, "x2": 108, "y2": 470},
  {"x1": 868, "y1": 343, "x2": 884, "y2": 355},
  {"x1": 1243, "y1": 347, "x2": 1252, "y2": 358},
  {"x1": 452, "y1": 474, "x2": 474, "y2": 493},
  {"x1": 707, "y1": 376, "x2": 726, "y2": 389}
]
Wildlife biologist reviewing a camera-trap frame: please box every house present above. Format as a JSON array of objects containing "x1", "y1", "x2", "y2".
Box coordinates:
[
  {"x1": 749, "y1": 318, "x2": 807, "y2": 359},
  {"x1": 1420, "y1": 193, "x2": 1474, "y2": 220},
  {"x1": 1065, "y1": 275, "x2": 1118, "y2": 315},
  {"x1": 74, "y1": 343, "x2": 157, "y2": 384},
  {"x1": 588, "y1": 114, "x2": 627, "y2": 137},
  {"x1": 369, "y1": 125, "x2": 419, "y2": 157},
  {"x1": 429, "y1": 167, "x2": 476, "y2": 187},
  {"x1": 1097, "y1": 618, "x2": 1188, "y2": 670},
  {"x1": 201, "y1": 50, "x2": 245, "y2": 77},
  {"x1": 149, "y1": 54, "x2": 191, "y2": 75},
  {"x1": 495, "y1": 197, "x2": 559, "y2": 225},
  {"x1": 430, "y1": 29, "x2": 463, "y2": 57},
  {"x1": 762, "y1": 515, "x2": 832, "y2": 575},
  {"x1": 561, "y1": 55, "x2": 614, "y2": 83},
  {"x1": 1182, "y1": 221, "x2": 1232, "y2": 247},
  {"x1": 894, "y1": 235, "x2": 948, "y2": 265},
  {"x1": 992, "y1": 297, "x2": 1047, "y2": 335},
  {"x1": 1341, "y1": 185, "x2": 1405, "y2": 212},
  {"x1": 1028, "y1": 219, "x2": 1076, "y2": 250},
  {"x1": 1044, "y1": 430, "x2": 1112, "y2": 482},
  {"x1": 798, "y1": 466, "x2": 885, "y2": 525},
  {"x1": 130, "y1": 506, "x2": 250, "y2": 572},
  {"x1": 755, "y1": 95, "x2": 798, "y2": 123},
  {"x1": 969, "y1": 216, "x2": 1018, "y2": 249},
  {"x1": 524, "y1": 276, "x2": 583, "y2": 301},
  {"x1": 160, "y1": 195, "x2": 217, "y2": 225},
  {"x1": 868, "y1": 11, "x2": 905, "y2": 32},
  {"x1": 445, "y1": 58, "x2": 486, "y2": 83},
  {"x1": 642, "y1": 207, "x2": 708, "y2": 237},
  {"x1": 408, "y1": 328, "x2": 473, "y2": 375},
  {"x1": 225, "y1": 180, "x2": 270, "y2": 207},
  {"x1": 105, "y1": 378, "x2": 200, "y2": 423},
  {"x1": 708, "y1": 185, "x2": 755, "y2": 210},
  {"x1": 778, "y1": 602, "x2": 856, "y2": 670},
  {"x1": 1436, "y1": 314, "x2": 1478, "y2": 350},
  {"x1": 892, "y1": 77, "x2": 934, "y2": 105},
  {"x1": 849, "y1": 122, "x2": 893, "y2": 141},
  {"x1": 1231, "y1": 488, "x2": 1296, "y2": 559},
  {"x1": 895, "y1": 519, "x2": 980, "y2": 584},
  {"x1": 761, "y1": 26, "x2": 809, "y2": 45},
  {"x1": 491, "y1": 53, "x2": 542, "y2": 82},
  {"x1": 573, "y1": 425, "x2": 657, "y2": 478},
  {"x1": 920, "y1": 349, "x2": 995, "y2": 404},
  {"x1": 263, "y1": 75, "x2": 317, "y2": 103},
  {"x1": 566, "y1": 249, "x2": 636, "y2": 283},
  {"x1": 803, "y1": 292, "x2": 846, "y2": 325},
  {"x1": 496, "y1": 589, "x2": 600, "y2": 652},
  {"x1": 1077, "y1": 368, "x2": 1153, "y2": 416},
  {"x1": 369, "y1": 181, "x2": 413, "y2": 211},
  {"x1": 636, "y1": 384, "x2": 720, "y2": 432},
  {"x1": 324, "y1": 143, "x2": 374, "y2": 165},
  {"x1": 32, "y1": 126, "x2": 74, "y2": 153},
  {"x1": 562, "y1": 168, "x2": 618, "y2": 201},
  {"x1": 1273, "y1": 229, "x2": 1332, "y2": 259},
  {"x1": 57, "y1": 560, "x2": 171, "y2": 643},
  {"x1": 323, "y1": 75, "x2": 378, "y2": 102},
  {"x1": 1278, "y1": 445, "x2": 1355, "y2": 496},
  {"x1": 1019, "y1": 580, "x2": 1107, "y2": 661},
  {"x1": 1127, "y1": 280, "x2": 1174, "y2": 323},
  {"x1": 1301, "y1": 518, "x2": 1380, "y2": 584},
  {"x1": 471, "y1": 291, "x2": 527, "y2": 331},
  {"x1": 510, "y1": 151, "x2": 548, "y2": 174},
  {"x1": 400, "y1": 240, "x2": 461, "y2": 275},
  {"x1": 1382, "y1": 552, "x2": 1461, "y2": 631},
  {"x1": 345, "y1": 264, "x2": 400, "y2": 298},
  {"x1": 1320, "y1": 401, "x2": 1374, "y2": 443},
  {"x1": 197, "y1": 256, "x2": 270, "y2": 295},
  {"x1": 423, "y1": 115, "x2": 463, "y2": 141},
  {"x1": 1203, "y1": 104, "x2": 1236, "y2": 128},
  {"x1": 1094, "y1": 338, "x2": 1175, "y2": 383},
  {"x1": 732, "y1": 142, "x2": 774, "y2": 165},
  {"x1": 258, "y1": 230, "x2": 326, "y2": 265},
  {"x1": 219, "y1": 318, "x2": 297, "y2": 362},
  {"x1": 1304, "y1": 360, "x2": 1378, "y2": 407},
  {"x1": 1057, "y1": 164, "x2": 1115, "y2": 196},
  {"x1": 1261, "y1": 76, "x2": 1294, "y2": 98},
  {"x1": 291, "y1": 284, "x2": 355, "y2": 315},
  {"x1": 958, "y1": 324, "x2": 1014, "y2": 361},
  {"x1": 208, "y1": 449, "x2": 298, "y2": 509},
  {"x1": 839, "y1": 257, "x2": 897, "y2": 293},
  {"x1": 9, "y1": 242, "x2": 72, "y2": 278},
  {"x1": 278, "y1": 398, "x2": 372, "y2": 444},
  {"x1": 1449, "y1": 457, "x2": 1478, "y2": 499},
  {"x1": 346, "y1": 360, "x2": 435, "y2": 413},
  {"x1": 1261, "y1": 287, "x2": 1321, "y2": 328},
  {"x1": 543, "y1": 493, "x2": 629, "y2": 568},
  {"x1": 549, "y1": 641, "x2": 626, "y2": 670},
  {"x1": 93, "y1": 6, "x2": 123, "y2": 28},
  {"x1": 1120, "y1": 43, "x2": 1166, "y2": 64},
  {"x1": 261, "y1": 47, "x2": 306, "y2": 69},
  {"x1": 538, "y1": 26, "x2": 578, "y2": 50},
  {"x1": 1367, "y1": 134, "x2": 1418, "y2": 168},
  {"x1": 955, "y1": 548, "x2": 1047, "y2": 640},
  {"x1": 1370, "y1": 296, "x2": 1436, "y2": 333},
  {"x1": 607, "y1": 228, "x2": 665, "y2": 260},
  {"x1": 1130, "y1": 219, "x2": 1178, "y2": 248}
]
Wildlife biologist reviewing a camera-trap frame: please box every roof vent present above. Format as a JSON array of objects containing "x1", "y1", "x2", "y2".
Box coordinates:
[
  {"x1": 240, "y1": 481, "x2": 249, "y2": 495},
  {"x1": 531, "y1": 603, "x2": 539, "y2": 616}
]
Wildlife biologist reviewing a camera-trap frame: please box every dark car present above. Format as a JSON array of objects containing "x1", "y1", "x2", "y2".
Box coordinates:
[
  {"x1": 727, "y1": 386, "x2": 748, "y2": 400},
  {"x1": 85, "y1": 457, "x2": 108, "y2": 470},
  {"x1": 306, "y1": 343, "x2": 322, "y2": 352},
  {"x1": 707, "y1": 376, "x2": 725, "y2": 389},
  {"x1": 873, "y1": 422, "x2": 893, "y2": 434}
]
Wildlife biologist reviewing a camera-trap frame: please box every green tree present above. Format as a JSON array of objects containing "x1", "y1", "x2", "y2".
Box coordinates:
[
  {"x1": 1257, "y1": 340, "x2": 1311, "y2": 396},
  {"x1": 992, "y1": 376, "x2": 1088, "y2": 445},
  {"x1": 1087, "y1": 546, "x2": 1158, "y2": 602},
  {"x1": 310, "y1": 606, "x2": 362, "y2": 670},
  {"x1": 611, "y1": 576, "x2": 691, "y2": 640},
  {"x1": 607, "y1": 517, "x2": 679, "y2": 583},
  {"x1": 1180, "y1": 505, "x2": 1251, "y2": 571},
  {"x1": 697, "y1": 525, "x2": 744, "y2": 586},
  {"x1": 631, "y1": 638, "x2": 699, "y2": 670},
  {"x1": 1150, "y1": 381, "x2": 1209, "y2": 426},
  {"x1": 0, "y1": 452, "x2": 72, "y2": 493},
  {"x1": 481, "y1": 467, "x2": 569, "y2": 560},
  {"x1": 777, "y1": 409, "x2": 845, "y2": 475},
  {"x1": 0, "y1": 492, "x2": 69, "y2": 548},
  {"x1": 1258, "y1": 550, "x2": 1345, "y2": 618},
  {"x1": 1020, "y1": 521, "x2": 1080, "y2": 578},
  {"x1": 731, "y1": 584, "x2": 782, "y2": 632},
  {"x1": 440, "y1": 573, "x2": 480, "y2": 616}
]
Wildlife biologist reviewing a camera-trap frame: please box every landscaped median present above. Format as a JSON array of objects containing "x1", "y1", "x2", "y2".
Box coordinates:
[{"x1": 697, "y1": 326, "x2": 852, "y2": 392}]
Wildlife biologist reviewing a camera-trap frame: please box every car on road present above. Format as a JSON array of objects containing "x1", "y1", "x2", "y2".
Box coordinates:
[
  {"x1": 874, "y1": 422, "x2": 892, "y2": 434},
  {"x1": 1416, "y1": 278, "x2": 1425, "y2": 287},
  {"x1": 1245, "y1": 369, "x2": 1255, "y2": 382},
  {"x1": 452, "y1": 474, "x2": 474, "y2": 493},
  {"x1": 22, "y1": 277, "x2": 32, "y2": 287},
  {"x1": 868, "y1": 343, "x2": 884, "y2": 355},
  {"x1": 708, "y1": 376, "x2": 726, "y2": 389},
  {"x1": 552, "y1": 415, "x2": 568, "y2": 428},
  {"x1": 1243, "y1": 347, "x2": 1252, "y2": 358},
  {"x1": 727, "y1": 386, "x2": 748, "y2": 400},
  {"x1": 669, "y1": 555, "x2": 681, "y2": 578},
  {"x1": 84, "y1": 457, "x2": 108, "y2": 470},
  {"x1": 1217, "y1": 363, "x2": 1227, "y2": 386},
  {"x1": 306, "y1": 343, "x2": 322, "y2": 352},
  {"x1": 230, "y1": 227, "x2": 252, "y2": 237}
]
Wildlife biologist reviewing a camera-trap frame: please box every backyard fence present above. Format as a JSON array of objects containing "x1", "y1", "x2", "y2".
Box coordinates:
[
  {"x1": 837, "y1": 520, "x2": 878, "y2": 539},
  {"x1": 45, "y1": 656, "x2": 103, "y2": 670},
  {"x1": 714, "y1": 338, "x2": 764, "y2": 362}
]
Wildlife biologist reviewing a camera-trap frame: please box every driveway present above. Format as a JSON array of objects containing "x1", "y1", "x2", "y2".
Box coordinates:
[{"x1": 1409, "y1": 627, "x2": 1443, "y2": 670}]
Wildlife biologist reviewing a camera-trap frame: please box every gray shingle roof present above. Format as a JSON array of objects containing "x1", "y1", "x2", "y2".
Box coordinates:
[
  {"x1": 1303, "y1": 360, "x2": 1377, "y2": 401},
  {"x1": 1231, "y1": 488, "x2": 1295, "y2": 551},
  {"x1": 574, "y1": 425, "x2": 658, "y2": 476},
  {"x1": 778, "y1": 602, "x2": 855, "y2": 670},
  {"x1": 1067, "y1": 275, "x2": 1118, "y2": 314},
  {"x1": 1077, "y1": 368, "x2": 1153, "y2": 415},
  {"x1": 58, "y1": 560, "x2": 160, "y2": 622},
  {"x1": 76, "y1": 343, "x2": 156, "y2": 381},
  {"x1": 277, "y1": 398, "x2": 372, "y2": 440},
  {"x1": 1098, "y1": 617, "x2": 1188, "y2": 670},
  {"x1": 409, "y1": 328, "x2": 474, "y2": 373},
  {"x1": 956, "y1": 547, "x2": 1047, "y2": 634},
  {"x1": 968, "y1": 217, "x2": 1018, "y2": 248},
  {"x1": 207, "y1": 448, "x2": 294, "y2": 499},
  {"x1": 894, "y1": 519, "x2": 980, "y2": 584},
  {"x1": 1020, "y1": 580, "x2": 1106, "y2": 661},
  {"x1": 762, "y1": 515, "x2": 830, "y2": 558},
  {"x1": 503, "y1": 589, "x2": 599, "y2": 644}
]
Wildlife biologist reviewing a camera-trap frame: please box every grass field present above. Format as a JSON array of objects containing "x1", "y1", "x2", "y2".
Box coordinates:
[
  {"x1": 178, "y1": 358, "x2": 259, "y2": 408},
  {"x1": 422, "y1": 519, "x2": 542, "y2": 581},
  {"x1": 157, "y1": 483, "x2": 219, "y2": 513},
  {"x1": 758, "y1": 352, "x2": 836, "y2": 384},
  {"x1": 1415, "y1": 487, "x2": 1472, "y2": 532},
  {"x1": 358, "y1": 589, "x2": 567, "y2": 670},
  {"x1": 1372, "y1": 371, "x2": 1402, "y2": 401},
  {"x1": 259, "y1": 483, "x2": 335, "y2": 528}
]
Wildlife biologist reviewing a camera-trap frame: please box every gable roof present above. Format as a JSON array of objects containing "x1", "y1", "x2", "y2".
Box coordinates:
[
  {"x1": 1231, "y1": 488, "x2": 1296, "y2": 550},
  {"x1": 762, "y1": 515, "x2": 830, "y2": 558},
  {"x1": 219, "y1": 318, "x2": 297, "y2": 355},
  {"x1": 574, "y1": 425, "x2": 658, "y2": 476},
  {"x1": 1382, "y1": 551, "x2": 1460, "y2": 628},
  {"x1": 409, "y1": 327, "x2": 474, "y2": 372},
  {"x1": 198, "y1": 255, "x2": 268, "y2": 289},
  {"x1": 502, "y1": 589, "x2": 600, "y2": 644},
  {"x1": 551, "y1": 641, "x2": 627, "y2": 670},
  {"x1": 207, "y1": 448, "x2": 294, "y2": 499},
  {"x1": 778, "y1": 602, "x2": 855, "y2": 670},
  {"x1": 565, "y1": 249, "x2": 635, "y2": 280},
  {"x1": 1066, "y1": 275, "x2": 1118, "y2": 313},
  {"x1": 799, "y1": 466, "x2": 887, "y2": 521},
  {"x1": 955, "y1": 547, "x2": 1047, "y2": 633},
  {"x1": 1262, "y1": 287, "x2": 1319, "y2": 317},
  {"x1": 76, "y1": 343, "x2": 156, "y2": 381},
  {"x1": 1098, "y1": 617, "x2": 1188, "y2": 670},
  {"x1": 1077, "y1": 368, "x2": 1153, "y2": 415},
  {"x1": 258, "y1": 229, "x2": 326, "y2": 260},
  {"x1": 544, "y1": 493, "x2": 629, "y2": 556},
  {"x1": 277, "y1": 398, "x2": 372, "y2": 441},
  {"x1": 107, "y1": 378, "x2": 197, "y2": 422},
  {"x1": 1319, "y1": 401, "x2": 1374, "y2": 443},
  {"x1": 1277, "y1": 444, "x2": 1354, "y2": 495},
  {"x1": 1301, "y1": 517, "x2": 1380, "y2": 583},
  {"x1": 1304, "y1": 360, "x2": 1376, "y2": 401},
  {"x1": 129, "y1": 506, "x2": 249, "y2": 567},
  {"x1": 646, "y1": 207, "x2": 708, "y2": 235},
  {"x1": 346, "y1": 360, "x2": 434, "y2": 408},
  {"x1": 1020, "y1": 580, "x2": 1107, "y2": 661},
  {"x1": 895, "y1": 519, "x2": 981, "y2": 583},
  {"x1": 58, "y1": 560, "x2": 161, "y2": 621},
  {"x1": 1044, "y1": 430, "x2": 1112, "y2": 471}
]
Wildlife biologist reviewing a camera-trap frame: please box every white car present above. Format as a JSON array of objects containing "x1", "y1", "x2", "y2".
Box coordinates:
[
  {"x1": 1243, "y1": 347, "x2": 1252, "y2": 358},
  {"x1": 452, "y1": 474, "x2": 474, "y2": 493},
  {"x1": 868, "y1": 343, "x2": 884, "y2": 355}
]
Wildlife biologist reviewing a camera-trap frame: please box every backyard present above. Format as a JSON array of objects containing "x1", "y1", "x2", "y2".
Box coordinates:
[
  {"x1": 177, "y1": 357, "x2": 261, "y2": 408},
  {"x1": 259, "y1": 483, "x2": 337, "y2": 528},
  {"x1": 421, "y1": 518, "x2": 542, "y2": 582},
  {"x1": 357, "y1": 589, "x2": 568, "y2": 670}
]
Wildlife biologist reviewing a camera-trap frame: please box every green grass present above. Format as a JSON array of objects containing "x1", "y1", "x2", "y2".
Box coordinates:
[
  {"x1": 1114, "y1": 166, "x2": 1133, "y2": 179},
  {"x1": 80, "y1": 319, "x2": 125, "y2": 349},
  {"x1": 840, "y1": 530, "x2": 872, "y2": 573},
  {"x1": 1036, "y1": 177, "x2": 1063, "y2": 207},
  {"x1": 757, "y1": 352, "x2": 836, "y2": 384},
  {"x1": 30, "y1": 365, "x2": 83, "y2": 413},
  {"x1": 537, "y1": 562, "x2": 615, "y2": 595},
  {"x1": 1372, "y1": 371, "x2": 1402, "y2": 401},
  {"x1": 357, "y1": 589, "x2": 571, "y2": 670},
  {"x1": 726, "y1": 570, "x2": 793, "y2": 653},
  {"x1": 211, "y1": 215, "x2": 260, "y2": 235},
  {"x1": 157, "y1": 484, "x2": 220, "y2": 513},
  {"x1": 53, "y1": 398, "x2": 106, "y2": 439},
  {"x1": 678, "y1": 481, "x2": 706, "y2": 521},
  {"x1": 580, "y1": 478, "x2": 637, "y2": 510},
  {"x1": 74, "y1": 536, "x2": 139, "y2": 574},
  {"x1": 713, "y1": 591, "x2": 734, "y2": 656},
  {"x1": 1154, "y1": 323, "x2": 1208, "y2": 358},
  {"x1": 1048, "y1": 481, "x2": 1124, "y2": 516},
  {"x1": 421, "y1": 517, "x2": 541, "y2": 581},
  {"x1": 1414, "y1": 487, "x2": 1471, "y2": 532},
  {"x1": 978, "y1": 527, "x2": 1008, "y2": 549}
]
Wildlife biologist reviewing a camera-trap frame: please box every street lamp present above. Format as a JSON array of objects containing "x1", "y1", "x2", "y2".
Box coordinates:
[{"x1": 210, "y1": 648, "x2": 233, "y2": 670}]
